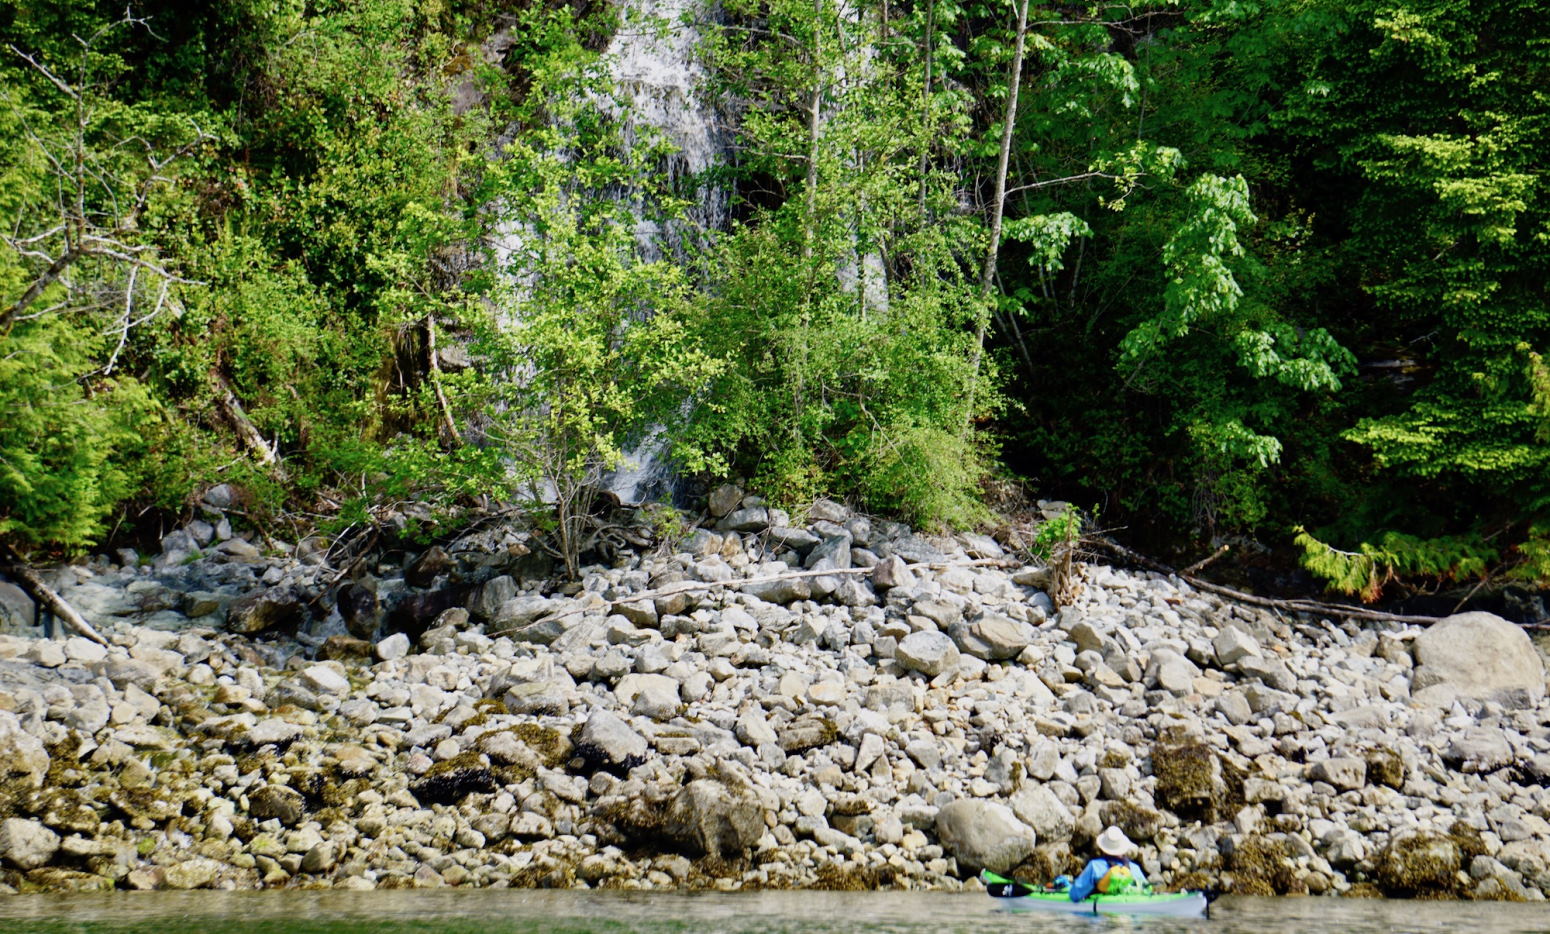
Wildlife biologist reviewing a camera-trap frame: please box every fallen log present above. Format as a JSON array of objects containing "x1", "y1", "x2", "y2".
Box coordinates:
[
  {"x1": 1093, "y1": 536, "x2": 1443, "y2": 626},
  {"x1": 0, "y1": 544, "x2": 110, "y2": 645}
]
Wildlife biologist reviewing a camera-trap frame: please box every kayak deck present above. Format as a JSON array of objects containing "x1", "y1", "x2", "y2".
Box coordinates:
[{"x1": 994, "y1": 890, "x2": 1210, "y2": 917}]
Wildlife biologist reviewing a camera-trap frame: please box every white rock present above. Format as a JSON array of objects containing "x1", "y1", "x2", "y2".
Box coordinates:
[
  {"x1": 895, "y1": 630, "x2": 960, "y2": 677},
  {"x1": 375, "y1": 632, "x2": 411, "y2": 661},
  {"x1": 0, "y1": 818, "x2": 59, "y2": 869},
  {"x1": 1412, "y1": 612, "x2": 1545, "y2": 708},
  {"x1": 300, "y1": 664, "x2": 351, "y2": 696},
  {"x1": 1213, "y1": 626, "x2": 1262, "y2": 667}
]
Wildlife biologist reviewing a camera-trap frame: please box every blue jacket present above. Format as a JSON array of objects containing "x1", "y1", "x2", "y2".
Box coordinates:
[{"x1": 1069, "y1": 857, "x2": 1147, "y2": 901}]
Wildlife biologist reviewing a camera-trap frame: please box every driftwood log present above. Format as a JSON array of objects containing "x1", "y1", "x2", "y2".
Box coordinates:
[
  {"x1": 0, "y1": 544, "x2": 110, "y2": 645},
  {"x1": 1093, "y1": 536, "x2": 1444, "y2": 626}
]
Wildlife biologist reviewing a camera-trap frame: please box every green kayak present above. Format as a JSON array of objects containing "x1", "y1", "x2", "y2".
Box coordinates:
[{"x1": 980, "y1": 870, "x2": 1212, "y2": 917}]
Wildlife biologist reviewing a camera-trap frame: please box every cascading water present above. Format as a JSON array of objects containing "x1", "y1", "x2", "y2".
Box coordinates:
[
  {"x1": 595, "y1": 0, "x2": 731, "y2": 504},
  {"x1": 607, "y1": 0, "x2": 730, "y2": 257}
]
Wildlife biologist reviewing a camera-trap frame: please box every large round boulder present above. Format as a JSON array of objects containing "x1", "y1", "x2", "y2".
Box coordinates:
[
  {"x1": 664, "y1": 779, "x2": 768, "y2": 858},
  {"x1": 934, "y1": 799, "x2": 1036, "y2": 873},
  {"x1": 1411, "y1": 612, "x2": 1545, "y2": 708}
]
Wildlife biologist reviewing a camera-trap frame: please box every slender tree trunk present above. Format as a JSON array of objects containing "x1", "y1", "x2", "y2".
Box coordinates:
[
  {"x1": 212, "y1": 371, "x2": 282, "y2": 469},
  {"x1": 424, "y1": 314, "x2": 459, "y2": 445},
  {"x1": 965, "y1": 0, "x2": 1031, "y2": 434},
  {"x1": 917, "y1": 0, "x2": 935, "y2": 217}
]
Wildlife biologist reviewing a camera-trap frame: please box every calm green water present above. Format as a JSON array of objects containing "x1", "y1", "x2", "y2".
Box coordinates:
[{"x1": 0, "y1": 891, "x2": 1545, "y2": 934}]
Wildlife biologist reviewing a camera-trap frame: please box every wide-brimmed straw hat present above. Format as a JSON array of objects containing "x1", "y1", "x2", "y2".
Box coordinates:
[{"x1": 1097, "y1": 825, "x2": 1135, "y2": 857}]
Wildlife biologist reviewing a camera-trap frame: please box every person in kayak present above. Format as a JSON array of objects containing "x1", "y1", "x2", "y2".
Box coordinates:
[{"x1": 1068, "y1": 825, "x2": 1149, "y2": 901}]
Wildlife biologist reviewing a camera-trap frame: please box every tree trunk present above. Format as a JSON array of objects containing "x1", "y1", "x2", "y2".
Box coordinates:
[
  {"x1": 212, "y1": 370, "x2": 281, "y2": 468},
  {"x1": 424, "y1": 314, "x2": 459, "y2": 445},
  {"x1": 965, "y1": 0, "x2": 1031, "y2": 433}
]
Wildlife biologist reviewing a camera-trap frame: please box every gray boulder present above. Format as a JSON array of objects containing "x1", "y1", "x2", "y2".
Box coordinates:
[
  {"x1": 469, "y1": 575, "x2": 517, "y2": 621},
  {"x1": 742, "y1": 563, "x2": 812, "y2": 605},
  {"x1": 1445, "y1": 728, "x2": 1515, "y2": 773},
  {"x1": 226, "y1": 587, "x2": 303, "y2": 634},
  {"x1": 871, "y1": 554, "x2": 915, "y2": 590},
  {"x1": 1009, "y1": 785, "x2": 1075, "y2": 842},
  {"x1": 707, "y1": 484, "x2": 744, "y2": 518},
  {"x1": 934, "y1": 799, "x2": 1036, "y2": 873},
  {"x1": 1146, "y1": 648, "x2": 1200, "y2": 695},
  {"x1": 1213, "y1": 626, "x2": 1262, "y2": 667},
  {"x1": 1308, "y1": 757, "x2": 1366, "y2": 791},
  {"x1": 895, "y1": 630, "x2": 960, "y2": 677},
  {"x1": 718, "y1": 507, "x2": 770, "y2": 533},
  {"x1": 950, "y1": 615, "x2": 1035, "y2": 661},
  {"x1": 615, "y1": 673, "x2": 682, "y2": 720},
  {"x1": 0, "y1": 711, "x2": 48, "y2": 788},
  {"x1": 1411, "y1": 612, "x2": 1545, "y2": 708}
]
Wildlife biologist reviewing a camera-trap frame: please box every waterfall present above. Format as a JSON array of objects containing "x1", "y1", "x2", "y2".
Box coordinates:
[
  {"x1": 599, "y1": 0, "x2": 730, "y2": 504},
  {"x1": 486, "y1": 0, "x2": 730, "y2": 507},
  {"x1": 607, "y1": 0, "x2": 730, "y2": 257}
]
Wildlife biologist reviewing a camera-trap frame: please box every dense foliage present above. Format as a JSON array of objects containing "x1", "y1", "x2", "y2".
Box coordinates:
[{"x1": 2, "y1": 0, "x2": 1546, "y2": 599}]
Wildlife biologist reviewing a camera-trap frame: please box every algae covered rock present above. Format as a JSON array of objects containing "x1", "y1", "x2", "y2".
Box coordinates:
[
  {"x1": 1376, "y1": 831, "x2": 1463, "y2": 896},
  {"x1": 1151, "y1": 734, "x2": 1239, "y2": 823},
  {"x1": 246, "y1": 784, "x2": 305, "y2": 827},
  {"x1": 663, "y1": 778, "x2": 768, "y2": 859}
]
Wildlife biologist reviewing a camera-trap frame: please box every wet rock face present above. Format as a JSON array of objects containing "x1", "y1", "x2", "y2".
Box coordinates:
[
  {"x1": 1411, "y1": 611, "x2": 1546, "y2": 708},
  {"x1": 225, "y1": 588, "x2": 303, "y2": 634}
]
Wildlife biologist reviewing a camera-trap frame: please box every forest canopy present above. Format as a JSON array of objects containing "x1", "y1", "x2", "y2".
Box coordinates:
[{"x1": 1, "y1": 0, "x2": 1546, "y2": 602}]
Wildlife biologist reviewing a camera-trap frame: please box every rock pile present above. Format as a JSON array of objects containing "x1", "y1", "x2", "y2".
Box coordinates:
[{"x1": 0, "y1": 489, "x2": 1548, "y2": 899}]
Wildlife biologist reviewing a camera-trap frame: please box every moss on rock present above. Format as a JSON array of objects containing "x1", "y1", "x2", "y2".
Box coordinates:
[
  {"x1": 1375, "y1": 831, "x2": 1463, "y2": 896},
  {"x1": 1151, "y1": 732, "x2": 1242, "y2": 824}
]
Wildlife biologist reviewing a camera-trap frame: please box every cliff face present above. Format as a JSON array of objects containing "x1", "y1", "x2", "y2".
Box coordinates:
[{"x1": 1, "y1": 490, "x2": 1549, "y2": 898}]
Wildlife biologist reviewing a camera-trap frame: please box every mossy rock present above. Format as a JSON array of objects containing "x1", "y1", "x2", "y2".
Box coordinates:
[
  {"x1": 408, "y1": 767, "x2": 496, "y2": 806},
  {"x1": 810, "y1": 861, "x2": 893, "y2": 891},
  {"x1": 512, "y1": 722, "x2": 572, "y2": 768},
  {"x1": 1011, "y1": 842, "x2": 1078, "y2": 884},
  {"x1": 1375, "y1": 831, "x2": 1463, "y2": 896},
  {"x1": 1449, "y1": 821, "x2": 1488, "y2": 862},
  {"x1": 1343, "y1": 882, "x2": 1385, "y2": 898},
  {"x1": 1099, "y1": 801, "x2": 1162, "y2": 842},
  {"x1": 22, "y1": 868, "x2": 116, "y2": 893},
  {"x1": 1150, "y1": 732, "x2": 1243, "y2": 824},
  {"x1": 1099, "y1": 749, "x2": 1130, "y2": 769},
  {"x1": 1225, "y1": 835, "x2": 1300, "y2": 895},
  {"x1": 1364, "y1": 747, "x2": 1406, "y2": 789},
  {"x1": 1170, "y1": 870, "x2": 1212, "y2": 891}
]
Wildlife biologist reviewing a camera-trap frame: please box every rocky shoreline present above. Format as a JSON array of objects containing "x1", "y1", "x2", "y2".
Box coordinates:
[{"x1": 2, "y1": 489, "x2": 1549, "y2": 899}]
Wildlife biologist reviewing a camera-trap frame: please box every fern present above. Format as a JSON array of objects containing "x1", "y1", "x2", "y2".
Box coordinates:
[{"x1": 1294, "y1": 526, "x2": 1497, "y2": 602}]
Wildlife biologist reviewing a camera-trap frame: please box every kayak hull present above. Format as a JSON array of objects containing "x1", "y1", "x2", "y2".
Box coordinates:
[{"x1": 994, "y1": 891, "x2": 1210, "y2": 917}]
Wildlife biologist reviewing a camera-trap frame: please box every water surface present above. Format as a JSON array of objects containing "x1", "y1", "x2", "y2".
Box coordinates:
[{"x1": 0, "y1": 890, "x2": 1544, "y2": 934}]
